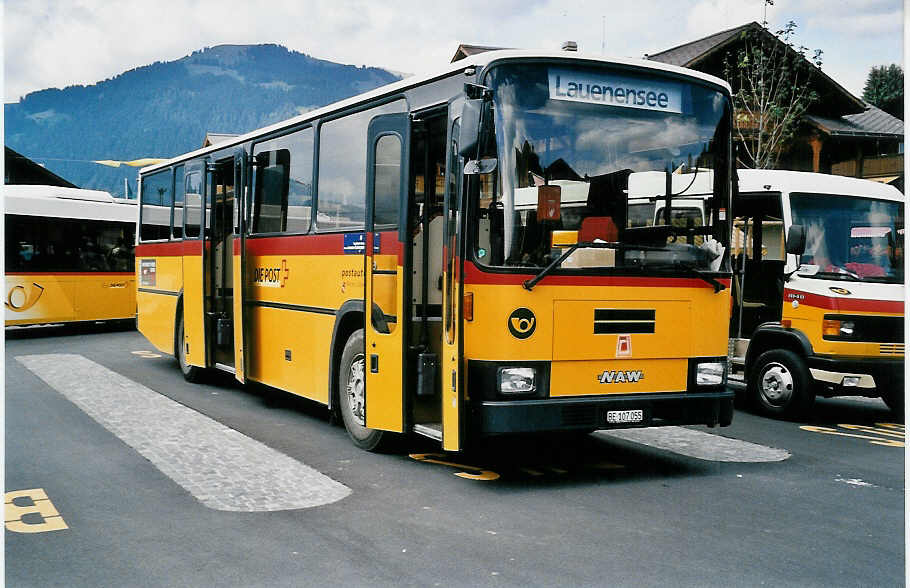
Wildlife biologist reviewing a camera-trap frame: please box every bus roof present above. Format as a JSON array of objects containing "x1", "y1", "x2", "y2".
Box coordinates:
[
  {"x1": 4, "y1": 184, "x2": 137, "y2": 223},
  {"x1": 140, "y1": 50, "x2": 732, "y2": 175},
  {"x1": 737, "y1": 169, "x2": 903, "y2": 202}
]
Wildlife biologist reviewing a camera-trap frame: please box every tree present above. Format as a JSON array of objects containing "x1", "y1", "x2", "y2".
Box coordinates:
[
  {"x1": 724, "y1": 20, "x2": 823, "y2": 169},
  {"x1": 862, "y1": 64, "x2": 903, "y2": 120}
]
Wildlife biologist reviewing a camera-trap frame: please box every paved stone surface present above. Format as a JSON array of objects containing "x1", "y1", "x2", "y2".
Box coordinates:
[
  {"x1": 597, "y1": 426, "x2": 791, "y2": 462},
  {"x1": 16, "y1": 353, "x2": 351, "y2": 511}
]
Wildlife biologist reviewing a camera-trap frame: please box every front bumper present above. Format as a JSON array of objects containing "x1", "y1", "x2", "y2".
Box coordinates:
[
  {"x1": 808, "y1": 355, "x2": 904, "y2": 398},
  {"x1": 470, "y1": 390, "x2": 735, "y2": 435}
]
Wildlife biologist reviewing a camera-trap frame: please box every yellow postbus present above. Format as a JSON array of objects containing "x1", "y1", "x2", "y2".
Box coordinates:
[
  {"x1": 729, "y1": 170, "x2": 904, "y2": 416},
  {"x1": 5, "y1": 184, "x2": 137, "y2": 327},
  {"x1": 136, "y1": 50, "x2": 736, "y2": 451}
]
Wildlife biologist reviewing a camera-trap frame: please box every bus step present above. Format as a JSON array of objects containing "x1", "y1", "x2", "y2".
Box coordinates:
[{"x1": 412, "y1": 423, "x2": 442, "y2": 441}]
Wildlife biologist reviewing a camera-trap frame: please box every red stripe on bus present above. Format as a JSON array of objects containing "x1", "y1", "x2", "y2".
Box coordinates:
[
  {"x1": 5, "y1": 272, "x2": 134, "y2": 276},
  {"x1": 785, "y1": 289, "x2": 904, "y2": 314},
  {"x1": 463, "y1": 261, "x2": 732, "y2": 289},
  {"x1": 245, "y1": 234, "x2": 345, "y2": 256},
  {"x1": 136, "y1": 241, "x2": 189, "y2": 257}
]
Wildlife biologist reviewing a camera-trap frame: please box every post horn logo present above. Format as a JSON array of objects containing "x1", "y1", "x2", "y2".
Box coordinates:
[
  {"x1": 5, "y1": 283, "x2": 45, "y2": 312},
  {"x1": 508, "y1": 308, "x2": 536, "y2": 339}
]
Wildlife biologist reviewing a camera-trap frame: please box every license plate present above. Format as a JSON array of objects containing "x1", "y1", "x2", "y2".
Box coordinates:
[{"x1": 606, "y1": 409, "x2": 644, "y2": 424}]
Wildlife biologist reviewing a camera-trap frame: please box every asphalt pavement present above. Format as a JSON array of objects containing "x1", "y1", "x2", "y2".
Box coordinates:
[{"x1": 5, "y1": 325, "x2": 905, "y2": 587}]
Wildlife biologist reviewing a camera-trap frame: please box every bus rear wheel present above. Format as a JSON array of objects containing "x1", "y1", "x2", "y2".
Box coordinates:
[
  {"x1": 176, "y1": 315, "x2": 204, "y2": 383},
  {"x1": 749, "y1": 349, "x2": 814, "y2": 419},
  {"x1": 338, "y1": 329, "x2": 397, "y2": 451}
]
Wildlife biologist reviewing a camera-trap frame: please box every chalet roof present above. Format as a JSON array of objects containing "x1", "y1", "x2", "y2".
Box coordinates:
[
  {"x1": 202, "y1": 133, "x2": 239, "y2": 148},
  {"x1": 645, "y1": 22, "x2": 753, "y2": 67},
  {"x1": 451, "y1": 44, "x2": 509, "y2": 63},
  {"x1": 646, "y1": 22, "x2": 866, "y2": 117},
  {"x1": 806, "y1": 104, "x2": 904, "y2": 138},
  {"x1": 4, "y1": 146, "x2": 78, "y2": 188}
]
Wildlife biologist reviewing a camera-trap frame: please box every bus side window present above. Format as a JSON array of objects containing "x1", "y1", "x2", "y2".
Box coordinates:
[
  {"x1": 253, "y1": 149, "x2": 291, "y2": 233},
  {"x1": 140, "y1": 169, "x2": 173, "y2": 241},
  {"x1": 252, "y1": 126, "x2": 313, "y2": 235}
]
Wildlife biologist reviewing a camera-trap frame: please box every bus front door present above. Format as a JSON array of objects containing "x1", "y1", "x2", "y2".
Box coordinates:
[
  {"x1": 364, "y1": 113, "x2": 410, "y2": 433},
  {"x1": 205, "y1": 158, "x2": 236, "y2": 371},
  {"x1": 232, "y1": 149, "x2": 248, "y2": 383},
  {"x1": 441, "y1": 117, "x2": 464, "y2": 451}
]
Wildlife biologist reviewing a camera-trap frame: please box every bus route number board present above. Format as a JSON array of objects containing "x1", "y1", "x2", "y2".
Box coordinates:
[{"x1": 607, "y1": 409, "x2": 644, "y2": 424}]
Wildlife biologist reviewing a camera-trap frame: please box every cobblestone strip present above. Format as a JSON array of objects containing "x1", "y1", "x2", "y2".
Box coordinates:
[
  {"x1": 596, "y1": 426, "x2": 791, "y2": 462},
  {"x1": 16, "y1": 354, "x2": 351, "y2": 511}
]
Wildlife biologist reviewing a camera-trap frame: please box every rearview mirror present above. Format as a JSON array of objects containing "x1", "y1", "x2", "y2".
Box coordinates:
[
  {"x1": 786, "y1": 224, "x2": 806, "y2": 256},
  {"x1": 463, "y1": 158, "x2": 497, "y2": 175},
  {"x1": 458, "y1": 99, "x2": 483, "y2": 157}
]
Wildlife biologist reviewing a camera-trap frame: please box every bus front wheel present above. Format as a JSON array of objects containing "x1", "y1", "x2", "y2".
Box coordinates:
[
  {"x1": 176, "y1": 315, "x2": 204, "y2": 383},
  {"x1": 338, "y1": 329, "x2": 396, "y2": 451},
  {"x1": 749, "y1": 349, "x2": 814, "y2": 419}
]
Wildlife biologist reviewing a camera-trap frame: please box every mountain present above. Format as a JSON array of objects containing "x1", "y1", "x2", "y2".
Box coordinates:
[{"x1": 4, "y1": 44, "x2": 402, "y2": 196}]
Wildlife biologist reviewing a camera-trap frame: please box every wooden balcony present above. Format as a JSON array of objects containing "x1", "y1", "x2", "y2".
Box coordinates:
[{"x1": 831, "y1": 154, "x2": 903, "y2": 180}]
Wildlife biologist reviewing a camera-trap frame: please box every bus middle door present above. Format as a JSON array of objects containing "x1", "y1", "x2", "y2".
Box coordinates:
[
  {"x1": 204, "y1": 157, "x2": 237, "y2": 371},
  {"x1": 364, "y1": 113, "x2": 410, "y2": 433}
]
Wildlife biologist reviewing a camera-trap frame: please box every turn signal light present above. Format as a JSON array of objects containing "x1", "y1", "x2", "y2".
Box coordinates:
[
  {"x1": 463, "y1": 292, "x2": 474, "y2": 322},
  {"x1": 822, "y1": 319, "x2": 841, "y2": 337}
]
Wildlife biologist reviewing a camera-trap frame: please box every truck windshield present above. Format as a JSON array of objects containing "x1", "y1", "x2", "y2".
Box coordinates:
[
  {"x1": 791, "y1": 193, "x2": 904, "y2": 283},
  {"x1": 472, "y1": 62, "x2": 731, "y2": 274}
]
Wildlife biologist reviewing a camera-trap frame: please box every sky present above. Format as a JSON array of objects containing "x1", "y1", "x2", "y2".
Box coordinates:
[{"x1": 2, "y1": 0, "x2": 904, "y2": 104}]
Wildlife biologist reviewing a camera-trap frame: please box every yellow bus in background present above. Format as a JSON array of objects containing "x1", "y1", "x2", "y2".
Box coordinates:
[
  {"x1": 136, "y1": 50, "x2": 736, "y2": 451},
  {"x1": 5, "y1": 185, "x2": 137, "y2": 327}
]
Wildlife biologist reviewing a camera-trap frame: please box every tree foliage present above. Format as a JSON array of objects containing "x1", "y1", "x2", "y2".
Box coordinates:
[
  {"x1": 724, "y1": 20, "x2": 822, "y2": 169},
  {"x1": 862, "y1": 64, "x2": 903, "y2": 120}
]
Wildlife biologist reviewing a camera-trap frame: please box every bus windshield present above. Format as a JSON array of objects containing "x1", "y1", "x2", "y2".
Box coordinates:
[
  {"x1": 791, "y1": 193, "x2": 904, "y2": 283},
  {"x1": 473, "y1": 62, "x2": 731, "y2": 273}
]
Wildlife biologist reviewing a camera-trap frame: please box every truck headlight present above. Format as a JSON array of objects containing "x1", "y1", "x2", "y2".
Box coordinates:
[
  {"x1": 498, "y1": 367, "x2": 537, "y2": 395},
  {"x1": 696, "y1": 361, "x2": 726, "y2": 386}
]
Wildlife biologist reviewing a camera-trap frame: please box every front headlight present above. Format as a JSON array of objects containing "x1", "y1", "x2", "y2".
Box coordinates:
[
  {"x1": 499, "y1": 367, "x2": 537, "y2": 395},
  {"x1": 696, "y1": 361, "x2": 726, "y2": 386}
]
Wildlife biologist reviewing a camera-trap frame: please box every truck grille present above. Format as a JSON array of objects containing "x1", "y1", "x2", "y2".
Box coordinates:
[{"x1": 879, "y1": 343, "x2": 904, "y2": 356}]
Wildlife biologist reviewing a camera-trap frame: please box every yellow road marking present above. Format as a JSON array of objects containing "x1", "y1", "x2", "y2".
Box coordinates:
[
  {"x1": 5, "y1": 489, "x2": 68, "y2": 533},
  {"x1": 800, "y1": 425, "x2": 904, "y2": 447},
  {"x1": 838, "y1": 424, "x2": 906, "y2": 439},
  {"x1": 875, "y1": 423, "x2": 905, "y2": 430},
  {"x1": 409, "y1": 454, "x2": 500, "y2": 481}
]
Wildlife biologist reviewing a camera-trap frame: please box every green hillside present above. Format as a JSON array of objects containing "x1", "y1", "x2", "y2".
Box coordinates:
[{"x1": 4, "y1": 44, "x2": 402, "y2": 196}]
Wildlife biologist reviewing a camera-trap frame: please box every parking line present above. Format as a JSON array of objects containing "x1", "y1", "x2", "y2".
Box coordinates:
[{"x1": 16, "y1": 354, "x2": 351, "y2": 512}]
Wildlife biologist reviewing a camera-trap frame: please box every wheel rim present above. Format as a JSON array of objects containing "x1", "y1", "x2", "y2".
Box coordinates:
[
  {"x1": 759, "y1": 362, "x2": 794, "y2": 407},
  {"x1": 346, "y1": 354, "x2": 366, "y2": 426}
]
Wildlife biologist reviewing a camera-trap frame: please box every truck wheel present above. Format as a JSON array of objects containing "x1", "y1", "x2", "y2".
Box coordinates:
[
  {"x1": 338, "y1": 329, "x2": 397, "y2": 451},
  {"x1": 749, "y1": 349, "x2": 814, "y2": 418},
  {"x1": 176, "y1": 315, "x2": 204, "y2": 383}
]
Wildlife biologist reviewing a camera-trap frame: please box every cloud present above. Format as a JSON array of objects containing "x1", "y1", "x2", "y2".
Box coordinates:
[{"x1": 3, "y1": 0, "x2": 903, "y2": 102}]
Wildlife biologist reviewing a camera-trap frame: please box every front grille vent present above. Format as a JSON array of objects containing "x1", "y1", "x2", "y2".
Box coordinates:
[{"x1": 880, "y1": 343, "x2": 904, "y2": 356}]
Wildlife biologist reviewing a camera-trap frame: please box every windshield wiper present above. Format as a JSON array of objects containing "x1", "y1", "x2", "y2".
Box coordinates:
[{"x1": 522, "y1": 241, "x2": 614, "y2": 291}]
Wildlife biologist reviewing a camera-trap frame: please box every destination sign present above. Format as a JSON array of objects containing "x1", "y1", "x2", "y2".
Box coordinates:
[{"x1": 548, "y1": 69, "x2": 682, "y2": 113}]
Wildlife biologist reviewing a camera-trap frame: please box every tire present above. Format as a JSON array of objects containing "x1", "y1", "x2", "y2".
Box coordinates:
[
  {"x1": 176, "y1": 314, "x2": 204, "y2": 383},
  {"x1": 338, "y1": 329, "x2": 398, "y2": 451},
  {"x1": 748, "y1": 349, "x2": 814, "y2": 418}
]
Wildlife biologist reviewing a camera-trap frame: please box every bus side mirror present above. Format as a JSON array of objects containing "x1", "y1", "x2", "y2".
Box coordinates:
[
  {"x1": 458, "y1": 98, "x2": 483, "y2": 157},
  {"x1": 786, "y1": 224, "x2": 806, "y2": 256}
]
